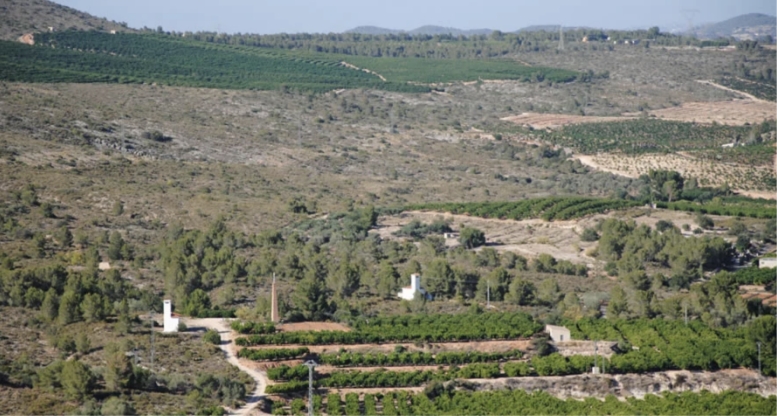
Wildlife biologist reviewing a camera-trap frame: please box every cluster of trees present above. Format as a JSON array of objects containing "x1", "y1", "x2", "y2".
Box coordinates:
[
  {"x1": 0, "y1": 261, "x2": 155, "y2": 331},
  {"x1": 32, "y1": 346, "x2": 242, "y2": 410},
  {"x1": 293, "y1": 390, "x2": 776, "y2": 415},
  {"x1": 729, "y1": 265, "x2": 775, "y2": 285},
  {"x1": 158, "y1": 219, "x2": 247, "y2": 307},
  {"x1": 318, "y1": 349, "x2": 523, "y2": 367},
  {"x1": 407, "y1": 197, "x2": 641, "y2": 222},
  {"x1": 596, "y1": 217, "x2": 731, "y2": 282},
  {"x1": 237, "y1": 347, "x2": 309, "y2": 362},
  {"x1": 394, "y1": 219, "x2": 451, "y2": 240},
  {"x1": 237, "y1": 312, "x2": 541, "y2": 346},
  {"x1": 180, "y1": 27, "x2": 718, "y2": 59}
]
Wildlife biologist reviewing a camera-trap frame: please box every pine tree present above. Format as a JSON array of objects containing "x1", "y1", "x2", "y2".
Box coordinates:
[
  {"x1": 292, "y1": 273, "x2": 331, "y2": 320},
  {"x1": 58, "y1": 290, "x2": 81, "y2": 325},
  {"x1": 61, "y1": 360, "x2": 94, "y2": 401},
  {"x1": 375, "y1": 261, "x2": 399, "y2": 299},
  {"x1": 41, "y1": 288, "x2": 59, "y2": 322},
  {"x1": 107, "y1": 231, "x2": 125, "y2": 261}
]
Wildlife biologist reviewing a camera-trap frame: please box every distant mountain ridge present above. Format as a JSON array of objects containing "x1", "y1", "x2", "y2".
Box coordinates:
[
  {"x1": 693, "y1": 13, "x2": 776, "y2": 40},
  {"x1": 345, "y1": 14, "x2": 775, "y2": 39},
  {"x1": 0, "y1": 0, "x2": 131, "y2": 41}
]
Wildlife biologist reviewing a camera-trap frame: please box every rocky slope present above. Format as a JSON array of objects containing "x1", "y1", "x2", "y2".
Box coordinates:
[
  {"x1": 0, "y1": 0, "x2": 131, "y2": 41},
  {"x1": 467, "y1": 369, "x2": 776, "y2": 399}
]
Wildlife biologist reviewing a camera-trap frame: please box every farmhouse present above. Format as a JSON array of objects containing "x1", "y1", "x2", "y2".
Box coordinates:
[
  {"x1": 163, "y1": 299, "x2": 180, "y2": 333},
  {"x1": 398, "y1": 273, "x2": 430, "y2": 301},
  {"x1": 759, "y1": 257, "x2": 777, "y2": 269},
  {"x1": 545, "y1": 325, "x2": 571, "y2": 342}
]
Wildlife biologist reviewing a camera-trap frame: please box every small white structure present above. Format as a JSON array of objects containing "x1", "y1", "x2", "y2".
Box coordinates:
[
  {"x1": 759, "y1": 257, "x2": 777, "y2": 269},
  {"x1": 163, "y1": 300, "x2": 179, "y2": 333},
  {"x1": 98, "y1": 262, "x2": 111, "y2": 271},
  {"x1": 398, "y1": 274, "x2": 429, "y2": 301},
  {"x1": 545, "y1": 325, "x2": 571, "y2": 342}
]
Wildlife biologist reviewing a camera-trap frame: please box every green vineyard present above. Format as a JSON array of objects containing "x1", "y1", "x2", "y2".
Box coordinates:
[
  {"x1": 0, "y1": 31, "x2": 580, "y2": 93},
  {"x1": 276, "y1": 390, "x2": 776, "y2": 415},
  {"x1": 405, "y1": 197, "x2": 642, "y2": 221},
  {"x1": 235, "y1": 312, "x2": 542, "y2": 346}
]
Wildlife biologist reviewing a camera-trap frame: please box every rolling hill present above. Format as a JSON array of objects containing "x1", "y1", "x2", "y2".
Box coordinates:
[
  {"x1": 0, "y1": 0, "x2": 131, "y2": 41},
  {"x1": 695, "y1": 13, "x2": 776, "y2": 40}
]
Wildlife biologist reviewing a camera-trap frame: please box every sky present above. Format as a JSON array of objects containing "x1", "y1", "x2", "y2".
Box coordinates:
[{"x1": 54, "y1": 0, "x2": 776, "y2": 34}]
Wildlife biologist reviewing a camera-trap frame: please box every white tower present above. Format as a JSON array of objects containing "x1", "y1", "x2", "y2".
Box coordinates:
[{"x1": 163, "y1": 299, "x2": 179, "y2": 333}]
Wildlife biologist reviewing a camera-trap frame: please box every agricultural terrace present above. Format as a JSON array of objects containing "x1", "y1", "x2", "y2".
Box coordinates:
[{"x1": 231, "y1": 313, "x2": 775, "y2": 412}]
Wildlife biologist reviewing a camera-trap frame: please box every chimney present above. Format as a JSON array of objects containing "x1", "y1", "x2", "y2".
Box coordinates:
[{"x1": 270, "y1": 273, "x2": 280, "y2": 323}]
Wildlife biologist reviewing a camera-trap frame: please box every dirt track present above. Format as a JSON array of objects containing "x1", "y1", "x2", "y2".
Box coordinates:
[{"x1": 184, "y1": 318, "x2": 269, "y2": 416}]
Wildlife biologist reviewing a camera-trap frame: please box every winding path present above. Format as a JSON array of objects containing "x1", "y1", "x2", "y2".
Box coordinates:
[{"x1": 184, "y1": 318, "x2": 269, "y2": 416}]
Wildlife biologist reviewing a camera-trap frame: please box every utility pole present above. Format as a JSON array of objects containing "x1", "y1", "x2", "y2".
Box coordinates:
[
  {"x1": 684, "y1": 304, "x2": 688, "y2": 326},
  {"x1": 149, "y1": 310, "x2": 155, "y2": 371},
  {"x1": 757, "y1": 342, "x2": 762, "y2": 375},
  {"x1": 303, "y1": 360, "x2": 318, "y2": 416},
  {"x1": 487, "y1": 281, "x2": 490, "y2": 309},
  {"x1": 558, "y1": 25, "x2": 565, "y2": 51},
  {"x1": 594, "y1": 340, "x2": 598, "y2": 373}
]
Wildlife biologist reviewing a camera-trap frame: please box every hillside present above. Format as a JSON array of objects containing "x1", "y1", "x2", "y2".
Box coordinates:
[
  {"x1": 696, "y1": 13, "x2": 776, "y2": 40},
  {"x1": 345, "y1": 25, "x2": 399, "y2": 35},
  {"x1": 0, "y1": 0, "x2": 131, "y2": 41}
]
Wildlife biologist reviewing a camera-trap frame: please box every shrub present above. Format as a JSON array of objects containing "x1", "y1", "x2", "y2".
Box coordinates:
[
  {"x1": 203, "y1": 329, "x2": 221, "y2": 345},
  {"x1": 580, "y1": 227, "x2": 599, "y2": 241}
]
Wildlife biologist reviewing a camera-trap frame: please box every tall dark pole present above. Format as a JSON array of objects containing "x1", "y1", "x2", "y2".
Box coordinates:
[
  {"x1": 304, "y1": 360, "x2": 318, "y2": 416},
  {"x1": 757, "y1": 342, "x2": 762, "y2": 375}
]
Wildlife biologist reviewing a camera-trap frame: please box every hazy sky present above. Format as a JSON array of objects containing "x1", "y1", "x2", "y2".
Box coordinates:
[{"x1": 54, "y1": 0, "x2": 776, "y2": 34}]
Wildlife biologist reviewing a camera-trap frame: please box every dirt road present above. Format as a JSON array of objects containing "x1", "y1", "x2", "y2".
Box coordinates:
[{"x1": 184, "y1": 318, "x2": 268, "y2": 416}]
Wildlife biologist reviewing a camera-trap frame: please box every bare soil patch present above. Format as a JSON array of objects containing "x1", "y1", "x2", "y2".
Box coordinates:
[
  {"x1": 242, "y1": 339, "x2": 532, "y2": 356},
  {"x1": 574, "y1": 153, "x2": 775, "y2": 195},
  {"x1": 278, "y1": 322, "x2": 351, "y2": 332},
  {"x1": 377, "y1": 211, "x2": 601, "y2": 265},
  {"x1": 649, "y1": 99, "x2": 775, "y2": 125},
  {"x1": 501, "y1": 112, "x2": 630, "y2": 129}
]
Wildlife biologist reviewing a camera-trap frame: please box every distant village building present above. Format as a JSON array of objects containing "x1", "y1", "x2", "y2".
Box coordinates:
[
  {"x1": 443, "y1": 232, "x2": 459, "y2": 239},
  {"x1": 759, "y1": 257, "x2": 777, "y2": 269},
  {"x1": 98, "y1": 262, "x2": 111, "y2": 271},
  {"x1": 163, "y1": 299, "x2": 179, "y2": 333},
  {"x1": 398, "y1": 274, "x2": 430, "y2": 301},
  {"x1": 110, "y1": 30, "x2": 117, "y2": 35},
  {"x1": 545, "y1": 325, "x2": 571, "y2": 342}
]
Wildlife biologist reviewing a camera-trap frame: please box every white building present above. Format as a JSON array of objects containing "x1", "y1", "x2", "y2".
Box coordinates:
[
  {"x1": 163, "y1": 299, "x2": 179, "y2": 333},
  {"x1": 398, "y1": 274, "x2": 429, "y2": 301},
  {"x1": 759, "y1": 257, "x2": 777, "y2": 269},
  {"x1": 545, "y1": 325, "x2": 571, "y2": 342}
]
